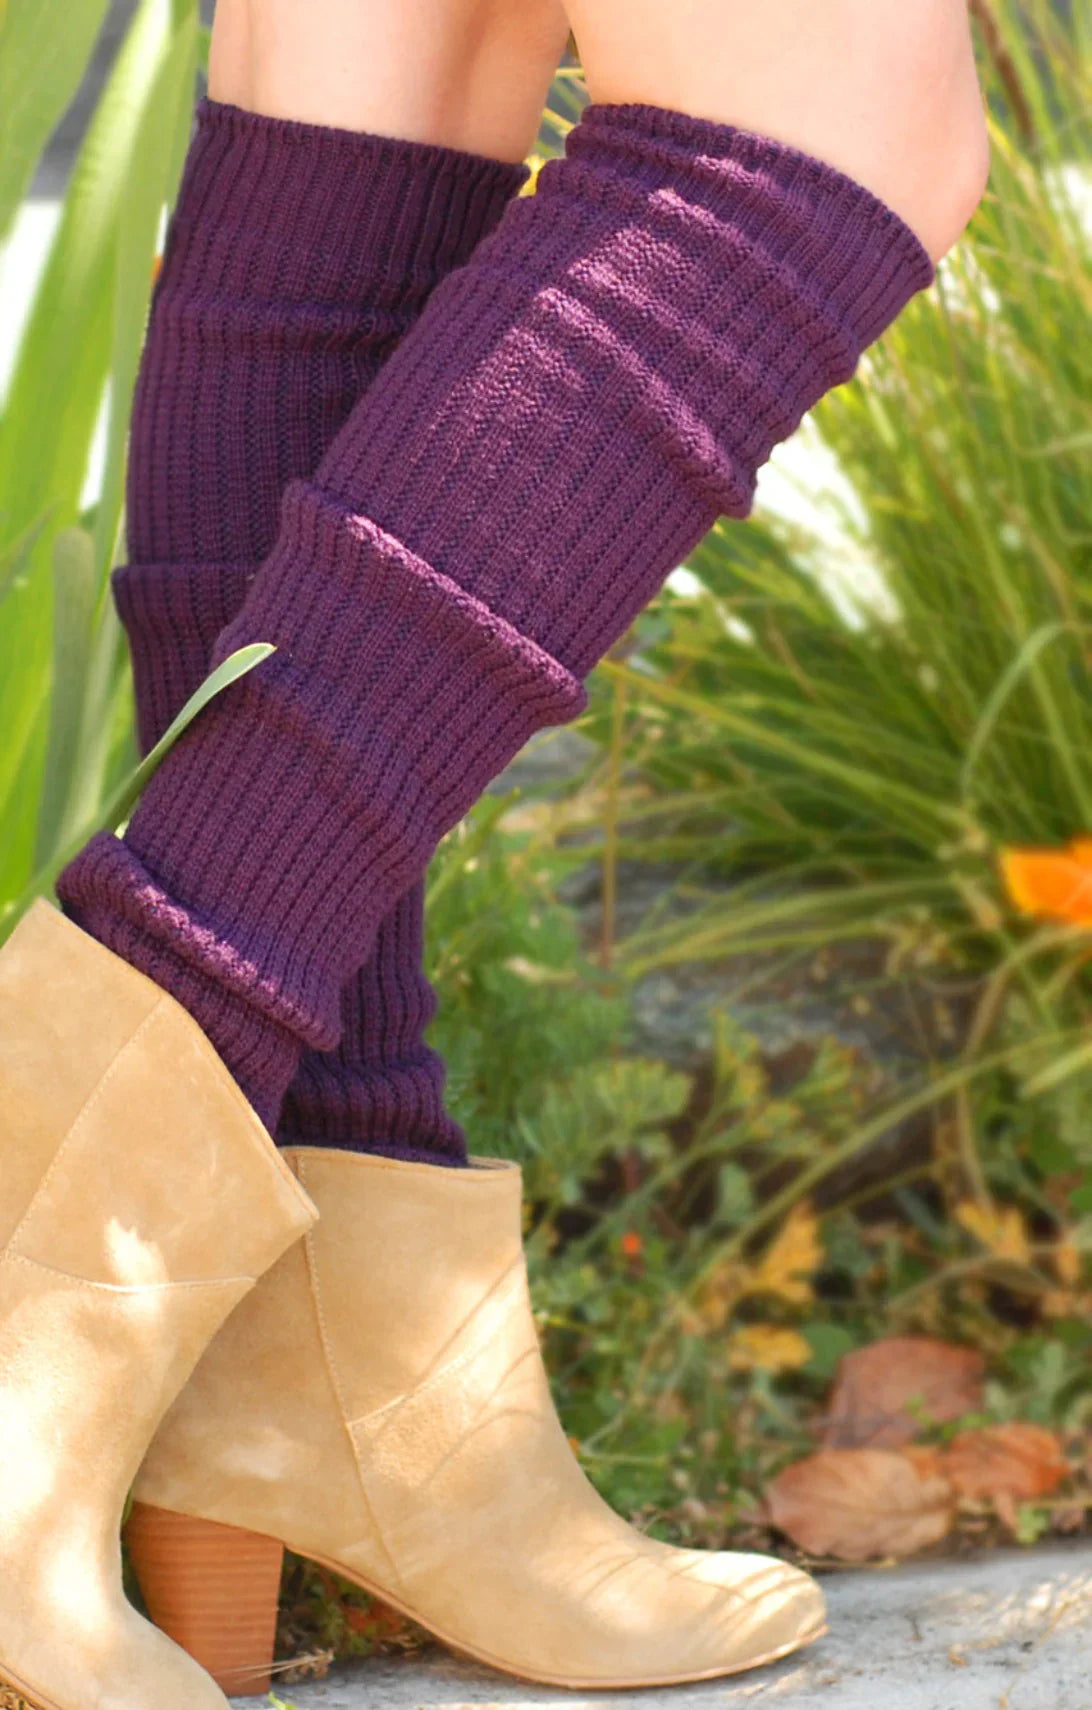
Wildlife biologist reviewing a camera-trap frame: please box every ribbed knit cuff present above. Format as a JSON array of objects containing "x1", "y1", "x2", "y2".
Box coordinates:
[
  {"x1": 167, "y1": 98, "x2": 529, "y2": 313},
  {"x1": 61, "y1": 479, "x2": 586, "y2": 1055},
  {"x1": 61, "y1": 833, "x2": 305, "y2": 1130},
  {"x1": 580, "y1": 104, "x2": 934, "y2": 355},
  {"x1": 279, "y1": 1045, "x2": 468, "y2": 1163}
]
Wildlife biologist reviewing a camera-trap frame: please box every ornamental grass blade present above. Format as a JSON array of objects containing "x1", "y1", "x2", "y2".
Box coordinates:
[
  {"x1": 0, "y1": 0, "x2": 111, "y2": 241},
  {"x1": 0, "y1": 643, "x2": 274, "y2": 943},
  {"x1": 0, "y1": 509, "x2": 53, "y2": 608},
  {"x1": 106, "y1": 643, "x2": 275, "y2": 828},
  {"x1": 34, "y1": 526, "x2": 96, "y2": 866},
  {"x1": 92, "y1": 4, "x2": 197, "y2": 576},
  {"x1": 1023, "y1": 1036, "x2": 1092, "y2": 1097},
  {"x1": 0, "y1": 0, "x2": 192, "y2": 903}
]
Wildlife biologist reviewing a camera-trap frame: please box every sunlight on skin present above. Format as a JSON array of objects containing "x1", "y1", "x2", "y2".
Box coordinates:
[
  {"x1": 209, "y1": 0, "x2": 987, "y2": 250},
  {"x1": 210, "y1": 0, "x2": 570, "y2": 164}
]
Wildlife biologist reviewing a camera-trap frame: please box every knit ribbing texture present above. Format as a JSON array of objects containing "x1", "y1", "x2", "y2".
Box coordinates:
[
  {"x1": 61, "y1": 102, "x2": 934, "y2": 1126},
  {"x1": 108, "y1": 98, "x2": 523, "y2": 1147}
]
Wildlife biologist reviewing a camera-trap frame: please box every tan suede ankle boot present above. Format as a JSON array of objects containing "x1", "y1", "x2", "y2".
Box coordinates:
[
  {"x1": 0, "y1": 902, "x2": 316, "y2": 1710},
  {"x1": 130, "y1": 1147, "x2": 826, "y2": 1692}
]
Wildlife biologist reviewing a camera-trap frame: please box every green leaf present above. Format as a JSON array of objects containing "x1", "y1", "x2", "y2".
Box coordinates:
[
  {"x1": 110, "y1": 643, "x2": 275, "y2": 828},
  {"x1": 1024, "y1": 1037, "x2": 1092, "y2": 1098},
  {"x1": 0, "y1": 0, "x2": 111, "y2": 239},
  {"x1": 716, "y1": 1163, "x2": 754, "y2": 1226},
  {"x1": 802, "y1": 1323, "x2": 857, "y2": 1383}
]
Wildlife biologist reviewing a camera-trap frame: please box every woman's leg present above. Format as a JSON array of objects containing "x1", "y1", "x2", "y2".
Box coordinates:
[
  {"x1": 118, "y1": 0, "x2": 567, "y2": 1161},
  {"x1": 75, "y1": 8, "x2": 984, "y2": 1691},
  {"x1": 60, "y1": 2, "x2": 986, "y2": 1130}
]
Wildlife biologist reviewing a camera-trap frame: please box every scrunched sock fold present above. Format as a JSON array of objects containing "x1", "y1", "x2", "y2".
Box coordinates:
[{"x1": 61, "y1": 102, "x2": 933, "y2": 1127}]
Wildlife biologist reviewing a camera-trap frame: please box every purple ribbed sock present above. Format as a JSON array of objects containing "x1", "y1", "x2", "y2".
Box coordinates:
[
  {"x1": 113, "y1": 98, "x2": 523, "y2": 1155},
  {"x1": 62, "y1": 103, "x2": 933, "y2": 1129}
]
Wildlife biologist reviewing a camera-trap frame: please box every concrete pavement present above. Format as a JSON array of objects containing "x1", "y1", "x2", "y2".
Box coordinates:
[{"x1": 243, "y1": 1545, "x2": 1092, "y2": 1710}]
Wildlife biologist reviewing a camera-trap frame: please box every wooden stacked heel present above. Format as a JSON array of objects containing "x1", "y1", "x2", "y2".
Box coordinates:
[{"x1": 126, "y1": 1504, "x2": 284, "y2": 1696}]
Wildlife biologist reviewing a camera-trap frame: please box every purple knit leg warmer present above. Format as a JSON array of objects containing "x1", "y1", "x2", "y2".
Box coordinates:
[
  {"x1": 62, "y1": 103, "x2": 933, "y2": 1128},
  {"x1": 112, "y1": 99, "x2": 523, "y2": 1152}
]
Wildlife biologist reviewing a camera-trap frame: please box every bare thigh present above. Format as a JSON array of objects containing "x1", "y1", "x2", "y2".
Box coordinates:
[{"x1": 209, "y1": 0, "x2": 570, "y2": 162}]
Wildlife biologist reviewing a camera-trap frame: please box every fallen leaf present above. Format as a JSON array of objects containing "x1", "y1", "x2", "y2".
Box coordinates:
[
  {"x1": 746, "y1": 1202, "x2": 823, "y2": 1306},
  {"x1": 955, "y1": 1201, "x2": 1031, "y2": 1266},
  {"x1": 728, "y1": 1325, "x2": 812, "y2": 1373},
  {"x1": 943, "y1": 1424, "x2": 1069, "y2": 1503},
  {"x1": 825, "y1": 1337, "x2": 985, "y2": 1448},
  {"x1": 901, "y1": 1443, "x2": 948, "y2": 1481},
  {"x1": 766, "y1": 1448, "x2": 955, "y2": 1562}
]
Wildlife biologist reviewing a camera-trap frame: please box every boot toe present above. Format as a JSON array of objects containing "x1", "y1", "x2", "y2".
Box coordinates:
[{"x1": 700, "y1": 1551, "x2": 827, "y2": 1669}]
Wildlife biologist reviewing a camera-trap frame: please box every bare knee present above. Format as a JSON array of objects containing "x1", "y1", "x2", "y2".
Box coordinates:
[{"x1": 565, "y1": 0, "x2": 989, "y2": 259}]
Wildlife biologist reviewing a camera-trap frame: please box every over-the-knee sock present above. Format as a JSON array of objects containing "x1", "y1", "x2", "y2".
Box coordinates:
[
  {"x1": 115, "y1": 100, "x2": 521, "y2": 1155},
  {"x1": 62, "y1": 103, "x2": 933, "y2": 1127}
]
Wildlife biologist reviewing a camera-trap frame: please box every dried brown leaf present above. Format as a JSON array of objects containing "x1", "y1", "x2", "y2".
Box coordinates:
[
  {"x1": 900, "y1": 1443, "x2": 948, "y2": 1481},
  {"x1": 824, "y1": 1336, "x2": 985, "y2": 1448},
  {"x1": 944, "y1": 1423, "x2": 1069, "y2": 1503},
  {"x1": 766, "y1": 1448, "x2": 955, "y2": 1562}
]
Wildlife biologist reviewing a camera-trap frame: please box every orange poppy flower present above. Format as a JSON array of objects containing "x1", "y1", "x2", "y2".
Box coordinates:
[{"x1": 1000, "y1": 838, "x2": 1092, "y2": 927}]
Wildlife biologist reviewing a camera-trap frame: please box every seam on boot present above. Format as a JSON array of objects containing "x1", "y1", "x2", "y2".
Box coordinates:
[
  {"x1": 0, "y1": 1251, "x2": 257, "y2": 1293},
  {"x1": 347, "y1": 1259, "x2": 528, "y2": 1428},
  {"x1": 296, "y1": 1156, "x2": 407, "y2": 1596}
]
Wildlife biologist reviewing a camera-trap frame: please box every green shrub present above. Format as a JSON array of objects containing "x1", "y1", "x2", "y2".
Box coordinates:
[{"x1": 576, "y1": 0, "x2": 1092, "y2": 1217}]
